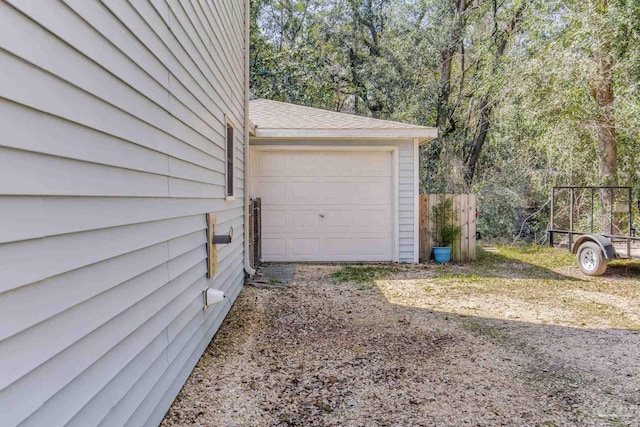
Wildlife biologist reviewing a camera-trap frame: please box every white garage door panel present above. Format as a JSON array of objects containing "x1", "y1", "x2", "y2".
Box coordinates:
[
  {"x1": 254, "y1": 180, "x2": 287, "y2": 203},
  {"x1": 263, "y1": 206, "x2": 390, "y2": 231},
  {"x1": 252, "y1": 150, "x2": 394, "y2": 262},
  {"x1": 255, "y1": 151, "x2": 391, "y2": 178},
  {"x1": 263, "y1": 238, "x2": 286, "y2": 256},
  {"x1": 324, "y1": 237, "x2": 390, "y2": 256},
  {"x1": 262, "y1": 235, "x2": 391, "y2": 261},
  {"x1": 292, "y1": 238, "x2": 320, "y2": 255},
  {"x1": 292, "y1": 210, "x2": 320, "y2": 228}
]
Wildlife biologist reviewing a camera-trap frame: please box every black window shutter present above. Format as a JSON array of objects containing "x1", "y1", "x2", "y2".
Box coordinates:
[{"x1": 226, "y1": 123, "x2": 234, "y2": 197}]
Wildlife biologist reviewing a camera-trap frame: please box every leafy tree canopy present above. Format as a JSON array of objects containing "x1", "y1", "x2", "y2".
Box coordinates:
[{"x1": 250, "y1": 0, "x2": 640, "y2": 241}]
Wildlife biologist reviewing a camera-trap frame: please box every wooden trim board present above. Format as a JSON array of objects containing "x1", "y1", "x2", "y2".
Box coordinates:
[{"x1": 206, "y1": 213, "x2": 217, "y2": 278}]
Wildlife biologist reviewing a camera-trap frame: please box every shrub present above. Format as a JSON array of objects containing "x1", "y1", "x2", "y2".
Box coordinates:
[{"x1": 431, "y1": 196, "x2": 461, "y2": 247}]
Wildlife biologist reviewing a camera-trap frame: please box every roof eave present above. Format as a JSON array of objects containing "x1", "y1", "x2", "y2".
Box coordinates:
[{"x1": 252, "y1": 127, "x2": 438, "y2": 142}]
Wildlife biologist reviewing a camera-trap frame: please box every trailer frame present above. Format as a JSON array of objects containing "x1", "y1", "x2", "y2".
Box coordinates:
[{"x1": 548, "y1": 186, "x2": 639, "y2": 275}]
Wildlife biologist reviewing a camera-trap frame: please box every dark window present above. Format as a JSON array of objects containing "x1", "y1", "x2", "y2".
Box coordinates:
[{"x1": 226, "y1": 122, "x2": 234, "y2": 197}]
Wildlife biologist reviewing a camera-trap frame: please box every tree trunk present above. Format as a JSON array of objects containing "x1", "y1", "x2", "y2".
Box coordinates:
[
  {"x1": 427, "y1": 0, "x2": 469, "y2": 191},
  {"x1": 436, "y1": 0, "x2": 468, "y2": 133},
  {"x1": 589, "y1": 0, "x2": 618, "y2": 232},
  {"x1": 464, "y1": 95, "x2": 491, "y2": 184},
  {"x1": 463, "y1": 3, "x2": 525, "y2": 185},
  {"x1": 592, "y1": 1, "x2": 617, "y2": 187}
]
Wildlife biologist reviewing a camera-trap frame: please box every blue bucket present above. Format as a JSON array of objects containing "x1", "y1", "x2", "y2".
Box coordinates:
[{"x1": 432, "y1": 247, "x2": 452, "y2": 264}]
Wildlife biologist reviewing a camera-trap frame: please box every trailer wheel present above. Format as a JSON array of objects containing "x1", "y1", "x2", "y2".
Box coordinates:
[{"x1": 577, "y1": 241, "x2": 607, "y2": 276}]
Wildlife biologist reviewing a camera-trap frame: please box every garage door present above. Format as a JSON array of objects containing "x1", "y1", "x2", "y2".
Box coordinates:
[{"x1": 251, "y1": 150, "x2": 393, "y2": 262}]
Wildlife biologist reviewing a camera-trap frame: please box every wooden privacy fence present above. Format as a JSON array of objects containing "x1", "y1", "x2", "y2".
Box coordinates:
[{"x1": 419, "y1": 194, "x2": 477, "y2": 262}]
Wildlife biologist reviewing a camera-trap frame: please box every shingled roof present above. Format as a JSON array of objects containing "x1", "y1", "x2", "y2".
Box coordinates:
[{"x1": 249, "y1": 99, "x2": 437, "y2": 141}]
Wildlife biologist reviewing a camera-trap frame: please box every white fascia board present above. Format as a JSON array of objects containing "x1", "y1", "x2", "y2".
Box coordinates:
[{"x1": 254, "y1": 127, "x2": 438, "y2": 141}]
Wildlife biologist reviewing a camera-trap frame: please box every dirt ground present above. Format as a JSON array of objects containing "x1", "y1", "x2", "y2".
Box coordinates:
[{"x1": 162, "y1": 248, "x2": 640, "y2": 427}]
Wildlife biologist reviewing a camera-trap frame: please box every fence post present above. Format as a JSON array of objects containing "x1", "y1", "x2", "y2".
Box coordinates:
[
  {"x1": 469, "y1": 194, "x2": 477, "y2": 261},
  {"x1": 419, "y1": 195, "x2": 428, "y2": 261},
  {"x1": 452, "y1": 194, "x2": 460, "y2": 261},
  {"x1": 460, "y1": 194, "x2": 469, "y2": 262}
]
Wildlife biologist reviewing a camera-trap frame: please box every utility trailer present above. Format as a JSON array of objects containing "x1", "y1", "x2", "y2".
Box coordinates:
[{"x1": 548, "y1": 186, "x2": 640, "y2": 276}]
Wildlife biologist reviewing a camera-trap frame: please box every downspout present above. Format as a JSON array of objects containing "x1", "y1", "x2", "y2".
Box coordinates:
[{"x1": 243, "y1": 0, "x2": 256, "y2": 276}]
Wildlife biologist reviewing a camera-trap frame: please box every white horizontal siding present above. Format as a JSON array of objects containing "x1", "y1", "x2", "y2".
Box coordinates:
[
  {"x1": 0, "y1": 1, "x2": 246, "y2": 426},
  {"x1": 397, "y1": 140, "x2": 416, "y2": 262},
  {"x1": 250, "y1": 139, "x2": 418, "y2": 262},
  {"x1": 0, "y1": 197, "x2": 242, "y2": 271}
]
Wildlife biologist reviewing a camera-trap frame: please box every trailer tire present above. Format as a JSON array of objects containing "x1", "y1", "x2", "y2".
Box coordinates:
[{"x1": 577, "y1": 241, "x2": 607, "y2": 276}]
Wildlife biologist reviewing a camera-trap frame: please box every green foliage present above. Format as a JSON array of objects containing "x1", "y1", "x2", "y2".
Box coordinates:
[
  {"x1": 430, "y1": 197, "x2": 461, "y2": 247},
  {"x1": 250, "y1": 0, "x2": 640, "y2": 241}
]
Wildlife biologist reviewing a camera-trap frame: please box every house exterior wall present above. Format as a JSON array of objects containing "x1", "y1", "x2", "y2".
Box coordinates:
[
  {"x1": 0, "y1": 1, "x2": 246, "y2": 426},
  {"x1": 250, "y1": 139, "x2": 418, "y2": 263}
]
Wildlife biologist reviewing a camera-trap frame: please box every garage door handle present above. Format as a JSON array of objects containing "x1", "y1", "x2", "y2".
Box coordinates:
[{"x1": 319, "y1": 214, "x2": 325, "y2": 218}]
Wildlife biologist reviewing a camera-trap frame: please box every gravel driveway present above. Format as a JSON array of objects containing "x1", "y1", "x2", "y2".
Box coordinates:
[{"x1": 162, "y1": 258, "x2": 640, "y2": 427}]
